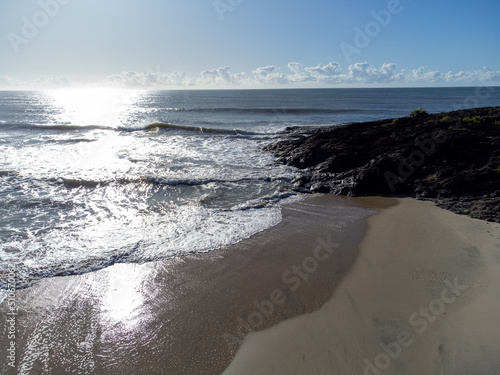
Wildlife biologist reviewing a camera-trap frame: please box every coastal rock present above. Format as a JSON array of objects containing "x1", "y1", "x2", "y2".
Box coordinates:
[{"x1": 265, "y1": 107, "x2": 500, "y2": 222}]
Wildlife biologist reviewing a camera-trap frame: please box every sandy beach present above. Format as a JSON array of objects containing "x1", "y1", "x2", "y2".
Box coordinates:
[
  {"x1": 1, "y1": 195, "x2": 383, "y2": 374},
  {"x1": 223, "y1": 198, "x2": 500, "y2": 375},
  {"x1": 2, "y1": 195, "x2": 499, "y2": 374}
]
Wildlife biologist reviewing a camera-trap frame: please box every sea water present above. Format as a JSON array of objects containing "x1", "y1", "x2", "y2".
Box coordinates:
[{"x1": 1, "y1": 87, "x2": 499, "y2": 293}]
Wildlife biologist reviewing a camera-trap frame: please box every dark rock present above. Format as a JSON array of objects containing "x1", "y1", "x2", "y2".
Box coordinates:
[{"x1": 264, "y1": 107, "x2": 500, "y2": 223}]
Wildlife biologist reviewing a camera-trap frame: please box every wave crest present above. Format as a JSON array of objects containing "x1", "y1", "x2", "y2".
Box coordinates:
[{"x1": 1, "y1": 122, "x2": 260, "y2": 135}]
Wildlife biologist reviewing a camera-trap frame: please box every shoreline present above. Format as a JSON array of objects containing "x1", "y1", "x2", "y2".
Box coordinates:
[
  {"x1": 2, "y1": 195, "x2": 498, "y2": 374},
  {"x1": 0, "y1": 195, "x2": 387, "y2": 374},
  {"x1": 223, "y1": 197, "x2": 500, "y2": 374}
]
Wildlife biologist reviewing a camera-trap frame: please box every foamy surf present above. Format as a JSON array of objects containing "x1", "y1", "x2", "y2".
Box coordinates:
[
  {"x1": 0, "y1": 202, "x2": 288, "y2": 292},
  {"x1": 0, "y1": 92, "x2": 302, "y2": 291}
]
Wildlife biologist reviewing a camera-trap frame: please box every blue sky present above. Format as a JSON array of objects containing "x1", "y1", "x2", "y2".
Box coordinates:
[{"x1": 1, "y1": 0, "x2": 499, "y2": 88}]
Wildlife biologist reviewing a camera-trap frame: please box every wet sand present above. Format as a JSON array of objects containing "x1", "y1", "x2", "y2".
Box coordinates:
[
  {"x1": 0, "y1": 195, "x2": 385, "y2": 374},
  {"x1": 223, "y1": 198, "x2": 500, "y2": 375}
]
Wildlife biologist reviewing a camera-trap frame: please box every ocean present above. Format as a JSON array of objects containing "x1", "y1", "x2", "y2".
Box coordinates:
[{"x1": 1, "y1": 87, "x2": 499, "y2": 296}]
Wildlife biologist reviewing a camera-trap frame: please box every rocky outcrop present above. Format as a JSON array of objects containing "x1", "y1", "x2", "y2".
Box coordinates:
[{"x1": 265, "y1": 107, "x2": 500, "y2": 222}]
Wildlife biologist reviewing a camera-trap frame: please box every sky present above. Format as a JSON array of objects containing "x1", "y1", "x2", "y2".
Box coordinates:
[{"x1": 0, "y1": 0, "x2": 499, "y2": 89}]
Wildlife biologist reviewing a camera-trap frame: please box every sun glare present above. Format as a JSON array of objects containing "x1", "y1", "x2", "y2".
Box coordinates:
[
  {"x1": 48, "y1": 88, "x2": 141, "y2": 127},
  {"x1": 101, "y1": 263, "x2": 155, "y2": 327}
]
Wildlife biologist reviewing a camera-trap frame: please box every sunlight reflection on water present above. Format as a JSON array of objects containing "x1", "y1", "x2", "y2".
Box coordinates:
[
  {"x1": 47, "y1": 88, "x2": 143, "y2": 127},
  {"x1": 101, "y1": 263, "x2": 155, "y2": 327}
]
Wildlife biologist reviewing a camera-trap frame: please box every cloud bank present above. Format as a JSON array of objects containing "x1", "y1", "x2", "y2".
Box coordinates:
[{"x1": 1, "y1": 62, "x2": 500, "y2": 89}]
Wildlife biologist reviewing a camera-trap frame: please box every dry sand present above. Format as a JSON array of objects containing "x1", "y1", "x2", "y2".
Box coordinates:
[
  {"x1": 1, "y1": 195, "x2": 382, "y2": 375},
  {"x1": 223, "y1": 198, "x2": 500, "y2": 375}
]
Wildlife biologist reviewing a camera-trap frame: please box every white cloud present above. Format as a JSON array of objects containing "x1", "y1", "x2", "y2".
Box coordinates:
[
  {"x1": 285, "y1": 62, "x2": 344, "y2": 84},
  {"x1": 348, "y1": 62, "x2": 377, "y2": 82},
  {"x1": 443, "y1": 69, "x2": 500, "y2": 83},
  {"x1": 1, "y1": 63, "x2": 499, "y2": 89},
  {"x1": 0, "y1": 75, "x2": 69, "y2": 89},
  {"x1": 305, "y1": 62, "x2": 342, "y2": 76},
  {"x1": 199, "y1": 66, "x2": 246, "y2": 86},
  {"x1": 344, "y1": 61, "x2": 401, "y2": 83},
  {"x1": 287, "y1": 62, "x2": 302, "y2": 74},
  {"x1": 34, "y1": 76, "x2": 70, "y2": 87},
  {"x1": 105, "y1": 70, "x2": 188, "y2": 88},
  {"x1": 252, "y1": 66, "x2": 288, "y2": 84},
  {"x1": 406, "y1": 67, "x2": 442, "y2": 82}
]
